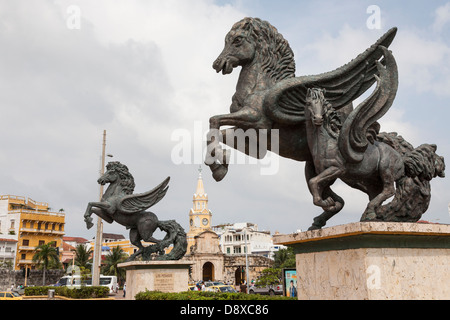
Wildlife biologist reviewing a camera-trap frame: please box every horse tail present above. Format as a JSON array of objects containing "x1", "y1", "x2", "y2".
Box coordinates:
[
  {"x1": 375, "y1": 133, "x2": 445, "y2": 222},
  {"x1": 156, "y1": 220, "x2": 188, "y2": 260},
  {"x1": 403, "y1": 144, "x2": 445, "y2": 181}
]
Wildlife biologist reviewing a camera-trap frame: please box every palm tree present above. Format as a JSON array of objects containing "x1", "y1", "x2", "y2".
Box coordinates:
[
  {"x1": 101, "y1": 246, "x2": 127, "y2": 285},
  {"x1": 32, "y1": 241, "x2": 60, "y2": 286},
  {"x1": 74, "y1": 244, "x2": 92, "y2": 269}
]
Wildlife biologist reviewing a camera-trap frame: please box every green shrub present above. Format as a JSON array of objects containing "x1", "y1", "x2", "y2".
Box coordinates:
[
  {"x1": 25, "y1": 286, "x2": 110, "y2": 299},
  {"x1": 135, "y1": 290, "x2": 295, "y2": 300}
]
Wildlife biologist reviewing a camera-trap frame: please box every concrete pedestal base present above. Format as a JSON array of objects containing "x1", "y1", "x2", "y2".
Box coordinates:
[
  {"x1": 274, "y1": 222, "x2": 450, "y2": 300},
  {"x1": 118, "y1": 260, "x2": 192, "y2": 300}
]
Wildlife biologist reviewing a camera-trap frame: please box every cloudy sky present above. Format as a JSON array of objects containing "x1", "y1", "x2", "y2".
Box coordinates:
[{"x1": 1, "y1": 0, "x2": 449, "y2": 240}]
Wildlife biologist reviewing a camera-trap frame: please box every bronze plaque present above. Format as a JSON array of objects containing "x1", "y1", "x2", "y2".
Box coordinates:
[{"x1": 154, "y1": 273, "x2": 174, "y2": 292}]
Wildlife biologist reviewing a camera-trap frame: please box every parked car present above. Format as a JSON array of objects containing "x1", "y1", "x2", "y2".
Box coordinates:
[
  {"x1": 12, "y1": 286, "x2": 26, "y2": 295},
  {"x1": 0, "y1": 291, "x2": 23, "y2": 300},
  {"x1": 205, "y1": 285, "x2": 237, "y2": 293},
  {"x1": 248, "y1": 284, "x2": 283, "y2": 296},
  {"x1": 204, "y1": 281, "x2": 225, "y2": 287}
]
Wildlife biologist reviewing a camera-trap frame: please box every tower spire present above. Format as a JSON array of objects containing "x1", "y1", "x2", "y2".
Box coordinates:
[{"x1": 195, "y1": 165, "x2": 206, "y2": 197}]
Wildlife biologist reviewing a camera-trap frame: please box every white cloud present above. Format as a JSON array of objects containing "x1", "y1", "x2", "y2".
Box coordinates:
[{"x1": 432, "y1": 2, "x2": 450, "y2": 32}]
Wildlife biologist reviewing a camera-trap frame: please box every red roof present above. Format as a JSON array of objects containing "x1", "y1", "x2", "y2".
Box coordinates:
[{"x1": 63, "y1": 236, "x2": 89, "y2": 243}]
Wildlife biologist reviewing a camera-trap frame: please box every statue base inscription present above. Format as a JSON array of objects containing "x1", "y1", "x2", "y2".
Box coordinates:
[
  {"x1": 274, "y1": 222, "x2": 450, "y2": 300},
  {"x1": 118, "y1": 260, "x2": 192, "y2": 300}
]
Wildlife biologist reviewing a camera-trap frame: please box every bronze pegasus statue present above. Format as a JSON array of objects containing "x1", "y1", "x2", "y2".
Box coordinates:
[
  {"x1": 205, "y1": 17, "x2": 445, "y2": 229},
  {"x1": 84, "y1": 161, "x2": 187, "y2": 260}
]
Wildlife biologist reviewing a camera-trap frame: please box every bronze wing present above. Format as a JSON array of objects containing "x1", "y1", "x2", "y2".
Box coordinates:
[
  {"x1": 264, "y1": 27, "x2": 397, "y2": 125},
  {"x1": 118, "y1": 177, "x2": 170, "y2": 214},
  {"x1": 338, "y1": 46, "x2": 398, "y2": 163}
]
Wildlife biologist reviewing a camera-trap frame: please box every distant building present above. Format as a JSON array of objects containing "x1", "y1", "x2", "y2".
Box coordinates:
[
  {"x1": 213, "y1": 223, "x2": 285, "y2": 259},
  {"x1": 0, "y1": 237, "x2": 18, "y2": 267},
  {"x1": 0, "y1": 195, "x2": 65, "y2": 271}
]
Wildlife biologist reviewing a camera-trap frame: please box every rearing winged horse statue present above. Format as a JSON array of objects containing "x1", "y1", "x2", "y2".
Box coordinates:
[
  {"x1": 205, "y1": 18, "x2": 445, "y2": 229},
  {"x1": 84, "y1": 162, "x2": 187, "y2": 261},
  {"x1": 303, "y1": 48, "x2": 445, "y2": 229}
]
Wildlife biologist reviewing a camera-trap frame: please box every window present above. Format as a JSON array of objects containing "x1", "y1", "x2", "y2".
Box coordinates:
[
  {"x1": 21, "y1": 254, "x2": 26, "y2": 260},
  {"x1": 10, "y1": 220, "x2": 15, "y2": 229},
  {"x1": 22, "y1": 239, "x2": 29, "y2": 246},
  {"x1": 38, "y1": 240, "x2": 45, "y2": 246}
]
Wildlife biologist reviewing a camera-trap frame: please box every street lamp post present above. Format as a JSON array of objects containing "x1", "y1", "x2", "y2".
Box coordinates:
[
  {"x1": 92, "y1": 130, "x2": 107, "y2": 287},
  {"x1": 244, "y1": 228, "x2": 249, "y2": 293}
]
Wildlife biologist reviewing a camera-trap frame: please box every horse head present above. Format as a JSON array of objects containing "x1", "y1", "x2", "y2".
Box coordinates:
[
  {"x1": 98, "y1": 161, "x2": 135, "y2": 195},
  {"x1": 213, "y1": 17, "x2": 295, "y2": 81},
  {"x1": 306, "y1": 88, "x2": 332, "y2": 127}
]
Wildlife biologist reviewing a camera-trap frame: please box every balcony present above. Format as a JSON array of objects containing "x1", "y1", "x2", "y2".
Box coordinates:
[
  {"x1": 20, "y1": 227, "x2": 65, "y2": 236},
  {"x1": 18, "y1": 246, "x2": 36, "y2": 251},
  {"x1": 18, "y1": 259, "x2": 32, "y2": 264},
  {"x1": 0, "y1": 252, "x2": 16, "y2": 259}
]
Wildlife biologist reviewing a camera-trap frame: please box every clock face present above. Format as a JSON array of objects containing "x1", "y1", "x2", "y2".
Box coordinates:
[{"x1": 202, "y1": 218, "x2": 208, "y2": 226}]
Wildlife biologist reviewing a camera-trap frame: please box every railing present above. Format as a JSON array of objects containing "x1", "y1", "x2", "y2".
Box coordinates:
[
  {"x1": 0, "y1": 252, "x2": 16, "y2": 259},
  {"x1": 20, "y1": 227, "x2": 65, "y2": 235},
  {"x1": 18, "y1": 259, "x2": 32, "y2": 264},
  {"x1": 10, "y1": 209, "x2": 65, "y2": 218},
  {"x1": 18, "y1": 246, "x2": 36, "y2": 251}
]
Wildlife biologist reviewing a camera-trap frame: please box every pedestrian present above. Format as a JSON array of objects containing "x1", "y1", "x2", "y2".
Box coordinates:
[
  {"x1": 239, "y1": 281, "x2": 247, "y2": 293},
  {"x1": 201, "y1": 281, "x2": 206, "y2": 291},
  {"x1": 123, "y1": 283, "x2": 126, "y2": 297}
]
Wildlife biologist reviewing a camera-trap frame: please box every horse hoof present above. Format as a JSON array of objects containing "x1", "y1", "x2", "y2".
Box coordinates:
[
  {"x1": 212, "y1": 165, "x2": 228, "y2": 181},
  {"x1": 85, "y1": 218, "x2": 94, "y2": 230}
]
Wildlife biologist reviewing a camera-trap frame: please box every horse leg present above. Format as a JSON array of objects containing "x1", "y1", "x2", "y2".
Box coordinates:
[
  {"x1": 308, "y1": 166, "x2": 344, "y2": 211},
  {"x1": 309, "y1": 187, "x2": 345, "y2": 230},
  {"x1": 206, "y1": 108, "x2": 264, "y2": 181},
  {"x1": 127, "y1": 228, "x2": 144, "y2": 261},
  {"x1": 305, "y1": 162, "x2": 344, "y2": 230},
  {"x1": 361, "y1": 150, "x2": 401, "y2": 221},
  {"x1": 84, "y1": 201, "x2": 112, "y2": 229}
]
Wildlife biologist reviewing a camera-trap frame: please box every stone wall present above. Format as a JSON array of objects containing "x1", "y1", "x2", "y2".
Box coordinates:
[{"x1": 0, "y1": 268, "x2": 65, "y2": 290}]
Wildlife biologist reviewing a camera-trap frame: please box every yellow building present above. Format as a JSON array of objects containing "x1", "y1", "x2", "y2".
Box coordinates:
[
  {"x1": 0, "y1": 195, "x2": 65, "y2": 271},
  {"x1": 186, "y1": 167, "x2": 212, "y2": 253}
]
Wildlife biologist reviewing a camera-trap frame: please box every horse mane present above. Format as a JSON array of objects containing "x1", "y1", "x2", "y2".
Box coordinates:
[
  {"x1": 106, "y1": 162, "x2": 135, "y2": 194},
  {"x1": 233, "y1": 17, "x2": 295, "y2": 81}
]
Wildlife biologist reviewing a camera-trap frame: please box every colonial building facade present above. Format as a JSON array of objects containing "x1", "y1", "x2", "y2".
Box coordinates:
[{"x1": 0, "y1": 195, "x2": 65, "y2": 271}]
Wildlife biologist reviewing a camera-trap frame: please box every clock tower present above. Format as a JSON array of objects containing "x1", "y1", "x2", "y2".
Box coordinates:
[{"x1": 186, "y1": 166, "x2": 213, "y2": 253}]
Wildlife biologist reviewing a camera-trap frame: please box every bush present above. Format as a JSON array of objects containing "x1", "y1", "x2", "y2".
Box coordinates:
[
  {"x1": 25, "y1": 286, "x2": 110, "y2": 299},
  {"x1": 135, "y1": 290, "x2": 295, "y2": 300}
]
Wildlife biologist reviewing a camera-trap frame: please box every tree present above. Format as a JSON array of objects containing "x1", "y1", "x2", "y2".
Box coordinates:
[
  {"x1": 32, "y1": 241, "x2": 60, "y2": 286},
  {"x1": 255, "y1": 268, "x2": 282, "y2": 287},
  {"x1": 101, "y1": 246, "x2": 127, "y2": 285},
  {"x1": 273, "y1": 247, "x2": 295, "y2": 269},
  {"x1": 74, "y1": 244, "x2": 92, "y2": 269}
]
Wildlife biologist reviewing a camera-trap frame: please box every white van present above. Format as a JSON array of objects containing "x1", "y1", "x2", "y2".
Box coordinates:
[
  {"x1": 55, "y1": 275, "x2": 118, "y2": 294},
  {"x1": 98, "y1": 275, "x2": 118, "y2": 294}
]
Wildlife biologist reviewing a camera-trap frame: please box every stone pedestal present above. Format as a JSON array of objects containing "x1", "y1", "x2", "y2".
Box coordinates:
[
  {"x1": 274, "y1": 222, "x2": 450, "y2": 300},
  {"x1": 118, "y1": 260, "x2": 192, "y2": 300}
]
